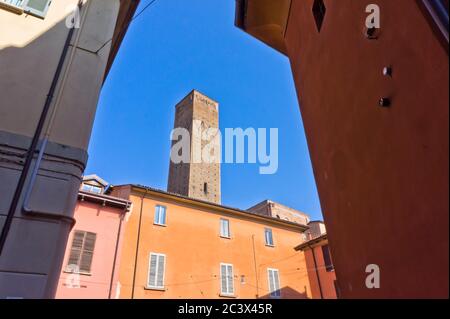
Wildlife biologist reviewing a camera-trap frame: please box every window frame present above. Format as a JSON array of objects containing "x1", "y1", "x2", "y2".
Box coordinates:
[
  {"x1": 0, "y1": 0, "x2": 52, "y2": 18},
  {"x1": 219, "y1": 218, "x2": 230, "y2": 238},
  {"x1": 220, "y1": 263, "x2": 235, "y2": 297},
  {"x1": 267, "y1": 268, "x2": 281, "y2": 298},
  {"x1": 24, "y1": 0, "x2": 52, "y2": 18},
  {"x1": 264, "y1": 227, "x2": 274, "y2": 247},
  {"x1": 154, "y1": 205, "x2": 167, "y2": 226},
  {"x1": 65, "y1": 230, "x2": 97, "y2": 275},
  {"x1": 147, "y1": 252, "x2": 166, "y2": 290},
  {"x1": 322, "y1": 244, "x2": 334, "y2": 272},
  {"x1": 81, "y1": 183, "x2": 102, "y2": 194}
]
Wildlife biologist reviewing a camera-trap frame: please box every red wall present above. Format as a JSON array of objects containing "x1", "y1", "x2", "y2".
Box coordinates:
[
  {"x1": 285, "y1": 0, "x2": 448, "y2": 298},
  {"x1": 304, "y1": 245, "x2": 337, "y2": 299}
]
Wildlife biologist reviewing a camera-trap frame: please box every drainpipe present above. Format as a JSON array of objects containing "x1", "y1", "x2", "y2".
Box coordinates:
[
  {"x1": 131, "y1": 190, "x2": 147, "y2": 299},
  {"x1": 251, "y1": 234, "x2": 259, "y2": 298},
  {"x1": 108, "y1": 203, "x2": 129, "y2": 299},
  {"x1": 310, "y1": 245, "x2": 324, "y2": 299},
  {"x1": 0, "y1": 0, "x2": 84, "y2": 254}
]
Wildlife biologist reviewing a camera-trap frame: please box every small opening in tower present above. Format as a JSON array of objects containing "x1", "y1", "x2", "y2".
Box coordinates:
[{"x1": 204, "y1": 182, "x2": 208, "y2": 194}]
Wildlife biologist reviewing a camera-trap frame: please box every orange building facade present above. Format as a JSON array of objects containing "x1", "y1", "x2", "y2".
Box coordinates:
[{"x1": 111, "y1": 185, "x2": 313, "y2": 299}]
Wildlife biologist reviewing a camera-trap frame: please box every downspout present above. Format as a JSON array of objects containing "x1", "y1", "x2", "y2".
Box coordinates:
[
  {"x1": 131, "y1": 190, "x2": 147, "y2": 299},
  {"x1": 0, "y1": 0, "x2": 84, "y2": 254},
  {"x1": 251, "y1": 234, "x2": 259, "y2": 298},
  {"x1": 310, "y1": 245, "x2": 324, "y2": 299},
  {"x1": 108, "y1": 203, "x2": 129, "y2": 299}
]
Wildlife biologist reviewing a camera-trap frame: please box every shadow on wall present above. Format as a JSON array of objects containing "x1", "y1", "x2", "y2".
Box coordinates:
[
  {"x1": 0, "y1": 6, "x2": 111, "y2": 151},
  {"x1": 0, "y1": 14, "x2": 91, "y2": 226},
  {"x1": 258, "y1": 286, "x2": 310, "y2": 299}
]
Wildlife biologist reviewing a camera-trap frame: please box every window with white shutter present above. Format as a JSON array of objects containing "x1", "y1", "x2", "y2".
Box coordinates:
[
  {"x1": 267, "y1": 268, "x2": 281, "y2": 297},
  {"x1": 66, "y1": 230, "x2": 96, "y2": 274},
  {"x1": 220, "y1": 218, "x2": 230, "y2": 238},
  {"x1": 147, "y1": 253, "x2": 166, "y2": 289},
  {"x1": 154, "y1": 205, "x2": 167, "y2": 226},
  {"x1": 220, "y1": 263, "x2": 234, "y2": 296}
]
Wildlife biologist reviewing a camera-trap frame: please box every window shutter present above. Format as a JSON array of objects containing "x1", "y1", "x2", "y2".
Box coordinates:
[
  {"x1": 148, "y1": 254, "x2": 158, "y2": 287},
  {"x1": 226, "y1": 265, "x2": 234, "y2": 294},
  {"x1": 24, "y1": 0, "x2": 51, "y2": 18},
  {"x1": 268, "y1": 269, "x2": 275, "y2": 293},
  {"x1": 220, "y1": 264, "x2": 233, "y2": 295},
  {"x1": 273, "y1": 270, "x2": 280, "y2": 295},
  {"x1": 79, "y1": 232, "x2": 96, "y2": 273},
  {"x1": 148, "y1": 253, "x2": 165, "y2": 288},
  {"x1": 67, "y1": 231, "x2": 84, "y2": 269},
  {"x1": 322, "y1": 245, "x2": 334, "y2": 271},
  {"x1": 160, "y1": 207, "x2": 166, "y2": 225},
  {"x1": 156, "y1": 255, "x2": 165, "y2": 287},
  {"x1": 220, "y1": 264, "x2": 227, "y2": 293},
  {"x1": 268, "y1": 269, "x2": 281, "y2": 297}
]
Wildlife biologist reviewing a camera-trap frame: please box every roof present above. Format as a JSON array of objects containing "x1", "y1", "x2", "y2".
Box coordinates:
[
  {"x1": 78, "y1": 190, "x2": 131, "y2": 211},
  {"x1": 82, "y1": 174, "x2": 109, "y2": 187},
  {"x1": 294, "y1": 233, "x2": 328, "y2": 251},
  {"x1": 247, "y1": 199, "x2": 310, "y2": 219},
  {"x1": 111, "y1": 184, "x2": 309, "y2": 231},
  {"x1": 104, "y1": 0, "x2": 140, "y2": 80}
]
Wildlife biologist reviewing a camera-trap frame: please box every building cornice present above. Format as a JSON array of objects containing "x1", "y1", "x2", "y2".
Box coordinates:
[{"x1": 116, "y1": 184, "x2": 309, "y2": 232}]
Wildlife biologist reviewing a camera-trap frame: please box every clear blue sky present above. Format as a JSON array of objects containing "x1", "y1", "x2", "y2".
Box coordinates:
[{"x1": 86, "y1": 0, "x2": 323, "y2": 221}]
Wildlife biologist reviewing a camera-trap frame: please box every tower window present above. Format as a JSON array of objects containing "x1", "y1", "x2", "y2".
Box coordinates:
[{"x1": 204, "y1": 182, "x2": 208, "y2": 194}]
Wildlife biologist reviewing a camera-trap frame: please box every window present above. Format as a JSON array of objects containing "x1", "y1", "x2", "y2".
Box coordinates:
[
  {"x1": 154, "y1": 205, "x2": 167, "y2": 226},
  {"x1": 147, "y1": 253, "x2": 166, "y2": 289},
  {"x1": 81, "y1": 183, "x2": 103, "y2": 194},
  {"x1": 322, "y1": 245, "x2": 334, "y2": 272},
  {"x1": 312, "y1": 0, "x2": 326, "y2": 32},
  {"x1": 1, "y1": 0, "x2": 52, "y2": 18},
  {"x1": 66, "y1": 230, "x2": 96, "y2": 274},
  {"x1": 220, "y1": 218, "x2": 230, "y2": 238},
  {"x1": 267, "y1": 268, "x2": 281, "y2": 297},
  {"x1": 220, "y1": 263, "x2": 234, "y2": 296},
  {"x1": 203, "y1": 182, "x2": 208, "y2": 194},
  {"x1": 264, "y1": 228, "x2": 274, "y2": 246}
]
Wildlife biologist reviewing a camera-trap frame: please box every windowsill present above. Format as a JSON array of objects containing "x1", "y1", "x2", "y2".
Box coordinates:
[
  {"x1": 153, "y1": 223, "x2": 167, "y2": 227},
  {"x1": 145, "y1": 286, "x2": 166, "y2": 291},
  {"x1": 220, "y1": 235, "x2": 231, "y2": 239},
  {"x1": 219, "y1": 293, "x2": 237, "y2": 298},
  {"x1": 63, "y1": 270, "x2": 92, "y2": 276},
  {"x1": 265, "y1": 244, "x2": 275, "y2": 248},
  {"x1": 0, "y1": 2, "x2": 24, "y2": 14}
]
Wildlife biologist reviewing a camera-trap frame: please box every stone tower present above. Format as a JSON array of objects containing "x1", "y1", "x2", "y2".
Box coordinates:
[{"x1": 168, "y1": 90, "x2": 221, "y2": 204}]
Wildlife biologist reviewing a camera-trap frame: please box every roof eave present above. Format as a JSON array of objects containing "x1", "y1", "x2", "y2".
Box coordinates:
[{"x1": 234, "y1": 0, "x2": 291, "y2": 56}]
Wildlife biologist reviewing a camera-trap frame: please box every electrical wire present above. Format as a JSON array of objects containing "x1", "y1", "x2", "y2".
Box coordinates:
[{"x1": 94, "y1": 0, "x2": 159, "y2": 54}]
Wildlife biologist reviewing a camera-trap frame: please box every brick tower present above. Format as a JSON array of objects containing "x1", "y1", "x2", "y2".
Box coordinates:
[{"x1": 168, "y1": 90, "x2": 221, "y2": 204}]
